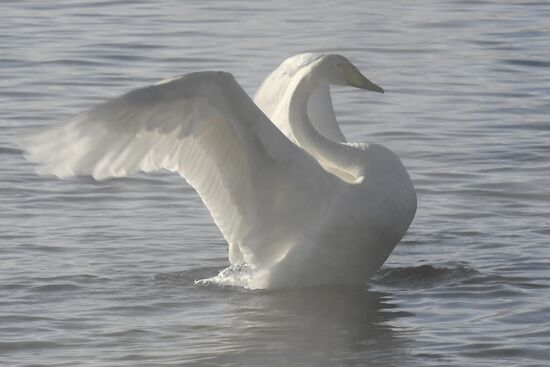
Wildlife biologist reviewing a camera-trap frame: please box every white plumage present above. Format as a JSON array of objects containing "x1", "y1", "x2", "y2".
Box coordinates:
[
  {"x1": 19, "y1": 54, "x2": 416, "y2": 289},
  {"x1": 255, "y1": 53, "x2": 346, "y2": 143}
]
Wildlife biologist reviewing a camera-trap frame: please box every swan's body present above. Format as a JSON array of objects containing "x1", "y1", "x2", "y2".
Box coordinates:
[{"x1": 19, "y1": 54, "x2": 416, "y2": 289}]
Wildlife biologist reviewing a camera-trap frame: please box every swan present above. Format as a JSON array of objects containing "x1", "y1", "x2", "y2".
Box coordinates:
[{"x1": 19, "y1": 54, "x2": 416, "y2": 289}]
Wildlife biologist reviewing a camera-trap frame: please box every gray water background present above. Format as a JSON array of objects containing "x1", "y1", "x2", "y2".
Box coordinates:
[{"x1": 1, "y1": 0, "x2": 550, "y2": 366}]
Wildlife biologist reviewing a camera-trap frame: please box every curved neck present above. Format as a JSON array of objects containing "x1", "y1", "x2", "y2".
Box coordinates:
[
  {"x1": 288, "y1": 73, "x2": 362, "y2": 182},
  {"x1": 288, "y1": 76, "x2": 329, "y2": 157},
  {"x1": 307, "y1": 85, "x2": 346, "y2": 143}
]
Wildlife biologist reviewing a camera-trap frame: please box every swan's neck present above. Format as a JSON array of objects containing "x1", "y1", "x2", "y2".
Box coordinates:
[
  {"x1": 288, "y1": 77, "x2": 326, "y2": 156},
  {"x1": 306, "y1": 86, "x2": 346, "y2": 143},
  {"x1": 289, "y1": 74, "x2": 361, "y2": 182}
]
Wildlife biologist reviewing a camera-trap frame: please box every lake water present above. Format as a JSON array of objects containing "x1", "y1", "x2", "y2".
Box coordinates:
[{"x1": 2, "y1": 0, "x2": 550, "y2": 366}]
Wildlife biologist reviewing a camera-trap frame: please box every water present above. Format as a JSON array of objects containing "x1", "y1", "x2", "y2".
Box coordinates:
[{"x1": 1, "y1": 0, "x2": 550, "y2": 366}]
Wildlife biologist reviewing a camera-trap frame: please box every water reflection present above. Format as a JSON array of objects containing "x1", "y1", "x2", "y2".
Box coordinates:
[{"x1": 212, "y1": 286, "x2": 414, "y2": 366}]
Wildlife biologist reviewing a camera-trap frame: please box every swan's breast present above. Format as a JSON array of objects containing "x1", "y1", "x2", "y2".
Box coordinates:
[{"x1": 353, "y1": 143, "x2": 417, "y2": 233}]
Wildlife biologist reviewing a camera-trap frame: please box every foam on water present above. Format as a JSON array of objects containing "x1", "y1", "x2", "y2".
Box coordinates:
[{"x1": 195, "y1": 264, "x2": 258, "y2": 289}]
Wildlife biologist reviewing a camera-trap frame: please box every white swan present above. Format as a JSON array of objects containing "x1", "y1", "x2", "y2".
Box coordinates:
[{"x1": 19, "y1": 54, "x2": 416, "y2": 289}]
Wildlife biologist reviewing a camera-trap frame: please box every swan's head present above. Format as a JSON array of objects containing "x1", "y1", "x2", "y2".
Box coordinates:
[{"x1": 315, "y1": 54, "x2": 384, "y2": 93}]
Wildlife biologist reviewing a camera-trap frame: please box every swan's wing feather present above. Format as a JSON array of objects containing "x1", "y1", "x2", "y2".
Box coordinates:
[
  {"x1": 254, "y1": 53, "x2": 346, "y2": 143},
  {"x1": 20, "y1": 71, "x2": 334, "y2": 267}
]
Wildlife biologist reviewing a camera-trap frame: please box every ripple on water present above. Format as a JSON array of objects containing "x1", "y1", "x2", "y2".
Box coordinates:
[{"x1": 372, "y1": 264, "x2": 479, "y2": 290}]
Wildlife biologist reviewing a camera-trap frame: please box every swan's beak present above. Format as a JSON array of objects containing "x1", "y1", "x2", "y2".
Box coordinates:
[{"x1": 344, "y1": 65, "x2": 384, "y2": 93}]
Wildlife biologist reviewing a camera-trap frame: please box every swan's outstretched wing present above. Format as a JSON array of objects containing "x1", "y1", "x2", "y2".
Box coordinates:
[
  {"x1": 254, "y1": 53, "x2": 346, "y2": 143},
  {"x1": 19, "y1": 71, "x2": 335, "y2": 268}
]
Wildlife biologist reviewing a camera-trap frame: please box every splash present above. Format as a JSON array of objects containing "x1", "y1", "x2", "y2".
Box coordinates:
[{"x1": 195, "y1": 264, "x2": 264, "y2": 289}]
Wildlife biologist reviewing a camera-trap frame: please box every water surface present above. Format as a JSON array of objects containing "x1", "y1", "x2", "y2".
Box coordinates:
[{"x1": 1, "y1": 0, "x2": 550, "y2": 366}]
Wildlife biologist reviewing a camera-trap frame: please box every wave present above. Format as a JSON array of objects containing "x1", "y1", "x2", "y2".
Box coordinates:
[
  {"x1": 193, "y1": 263, "x2": 480, "y2": 291},
  {"x1": 371, "y1": 263, "x2": 478, "y2": 289},
  {"x1": 189, "y1": 262, "x2": 481, "y2": 290}
]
